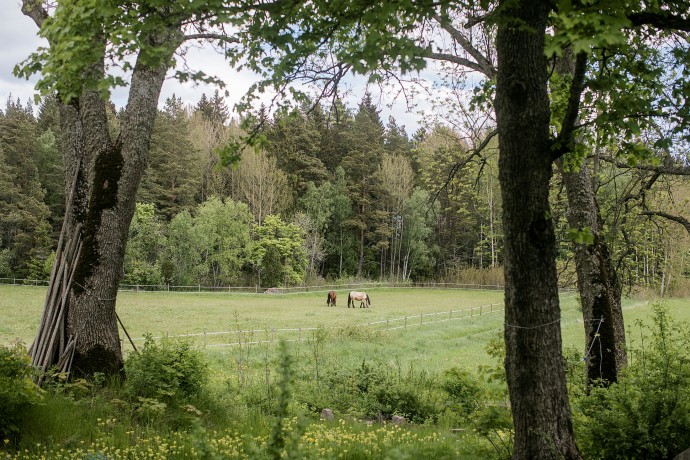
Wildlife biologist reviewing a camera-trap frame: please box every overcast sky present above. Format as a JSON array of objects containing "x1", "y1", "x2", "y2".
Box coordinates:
[{"x1": 1, "y1": 2, "x2": 428, "y2": 134}]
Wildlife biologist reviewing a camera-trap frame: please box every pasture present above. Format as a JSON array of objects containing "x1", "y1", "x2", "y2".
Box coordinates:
[
  {"x1": 3, "y1": 284, "x2": 690, "y2": 459},
  {"x1": 1, "y1": 284, "x2": 687, "y2": 373}
]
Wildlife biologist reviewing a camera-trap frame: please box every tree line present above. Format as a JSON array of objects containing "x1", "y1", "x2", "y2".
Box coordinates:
[
  {"x1": 7, "y1": 1, "x2": 690, "y2": 457},
  {"x1": 1, "y1": 91, "x2": 688, "y2": 291}
]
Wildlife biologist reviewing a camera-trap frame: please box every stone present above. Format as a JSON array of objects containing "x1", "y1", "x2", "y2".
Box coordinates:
[
  {"x1": 320, "y1": 408, "x2": 334, "y2": 421},
  {"x1": 391, "y1": 415, "x2": 406, "y2": 425}
]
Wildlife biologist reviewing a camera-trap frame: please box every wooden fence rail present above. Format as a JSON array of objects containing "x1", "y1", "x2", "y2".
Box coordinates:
[{"x1": 122, "y1": 302, "x2": 506, "y2": 351}]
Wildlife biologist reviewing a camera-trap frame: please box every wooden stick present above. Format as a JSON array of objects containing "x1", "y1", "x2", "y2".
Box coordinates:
[{"x1": 117, "y1": 313, "x2": 139, "y2": 354}]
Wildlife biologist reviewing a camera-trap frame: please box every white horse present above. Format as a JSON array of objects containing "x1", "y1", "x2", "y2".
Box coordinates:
[{"x1": 347, "y1": 291, "x2": 371, "y2": 308}]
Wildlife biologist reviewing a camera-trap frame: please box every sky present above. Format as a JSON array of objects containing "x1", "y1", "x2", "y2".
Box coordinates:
[{"x1": 1, "y1": 1, "x2": 429, "y2": 135}]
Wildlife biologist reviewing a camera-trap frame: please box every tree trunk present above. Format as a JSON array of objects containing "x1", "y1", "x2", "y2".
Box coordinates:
[
  {"x1": 67, "y1": 55, "x2": 175, "y2": 375},
  {"x1": 555, "y1": 47, "x2": 627, "y2": 386},
  {"x1": 561, "y1": 164, "x2": 627, "y2": 384},
  {"x1": 495, "y1": 2, "x2": 581, "y2": 458}
]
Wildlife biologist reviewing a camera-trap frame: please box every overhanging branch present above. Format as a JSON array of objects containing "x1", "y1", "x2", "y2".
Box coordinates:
[
  {"x1": 628, "y1": 12, "x2": 690, "y2": 32},
  {"x1": 432, "y1": 13, "x2": 495, "y2": 78},
  {"x1": 430, "y1": 129, "x2": 498, "y2": 208},
  {"x1": 640, "y1": 210, "x2": 690, "y2": 234},
  {"x1": 183, "y1": 33, "x2": 240, "y2": 43}
]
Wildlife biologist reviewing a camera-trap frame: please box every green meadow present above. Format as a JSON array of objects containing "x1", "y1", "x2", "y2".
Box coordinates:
[
  {"x1": 2, "y1": 284, "x2": 687, "y2": 371},
  {"x1": 3, "y1": 284, "x2": 690, "y2": 459}
]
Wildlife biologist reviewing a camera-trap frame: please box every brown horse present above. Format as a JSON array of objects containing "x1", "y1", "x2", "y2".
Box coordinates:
[
  {"x1": 326, "y1": 290, "x2": 337, "y2": 307},
  {"x1": 347, "y1": 291, "x2": 371, "y2": 308}
]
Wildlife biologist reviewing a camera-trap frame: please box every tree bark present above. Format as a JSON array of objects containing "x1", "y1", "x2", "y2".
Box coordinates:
[
  {"x1": 495, "y1": 2, "x2": 582, "y2": 458},
  {"x1": 66, "y1": 35, "x2": 179, "y2": 376},
  {"x1": 555, "y1": 48, "x2": 627, "y2": 385},
  {"x1": 561, "y1": 164, "x2": 627, "y2": 384},
  {"x1": 23, "y1": 0, "x2": 182, "y2": 376}
]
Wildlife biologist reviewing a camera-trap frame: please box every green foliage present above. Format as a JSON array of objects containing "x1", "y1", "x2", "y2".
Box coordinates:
[
  {"x1": 266, "y1": 341, "x2": 306, "y2": 460},
  {"x1": 299, "y1": 359, "x2": 442, "y2": 424},
  {"x1": 546, "y1": 2, "x2": 631, "y2": 57},
  {"x1": 123, "y1": 203, "x2": 165, "y2": 286},
  {"x1": 0, "y1": 99, "x2": 53, "y2": 278},
  {"x1": 188, "y1": 197, "x2": 254, "y2": 286},
  {"x1": 0, "y1": 249, "x2": 11, "y2": 277},
  {"x1": 123, "y1": 335, "x2": 208, "y2": 421},
  {"x1": 441, "y1": 368, "x2": 481, "y2": 417},
  {"x1": 576, "y1": 303, "x2": 690, "y2": 459},
  {"x1": 138, "y1": 100, "x2": 202, "y2": 220},
  {"x1": 252, "y1": 215, "x2": 307, "y2": 287},
  {"x1": 0, "y1": 343, "x2": 43, "y2": 443},
  {"x1": 25, "y1": 251, "x2": 55, "y2": 282},
  {"x1": 566, "y1": 226, "x2": 595, "y2": 245}
]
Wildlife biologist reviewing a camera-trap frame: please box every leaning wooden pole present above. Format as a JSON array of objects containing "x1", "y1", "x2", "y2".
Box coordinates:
[{"x1": 30, "y1": 162, "x2": 82, "y2": 384}]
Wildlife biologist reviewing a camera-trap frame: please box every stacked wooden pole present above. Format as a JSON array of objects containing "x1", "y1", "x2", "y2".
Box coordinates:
[{"x1": 29, "y1": 164, "x2": 81, "y2": 385}]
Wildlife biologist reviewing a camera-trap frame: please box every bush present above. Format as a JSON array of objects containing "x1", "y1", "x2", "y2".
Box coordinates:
[
  {"x1": 441, "y1": 368, "x2": 481, "y2": 417},
  {"x1": 0, "y1": 343, "x2": 43, "y2": 443},
  {"x1": 576, "y1": 303, "x2": 690, "y2": 459},
  {"x1": 298, "y1": 359, "x2": 443, "y2": 424},
  {"x1": 123, "y1": 336, "x2": 208, "y2": 414}
]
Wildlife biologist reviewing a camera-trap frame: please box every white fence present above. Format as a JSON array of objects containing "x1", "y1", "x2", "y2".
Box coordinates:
[{"x1": 122, "y1": 302, "x2": 505, "y2": 351}]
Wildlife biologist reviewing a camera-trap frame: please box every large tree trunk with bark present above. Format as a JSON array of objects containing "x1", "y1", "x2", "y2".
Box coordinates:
[
  {"x1": 555, "y1": 48, "x2": 627, "y2": 385},
  {"x1": 66, "y1": 44, "x2": 178, "y2": 377},
  {"x1": 495, "y1": 2, "x2": 582, "y2": 458},
  {"x1": 23, "y1": 0, "x2": 181, "y2": 377},
  {"x1": 561, "y1": 164, "x2": 627, "y2": 385}
]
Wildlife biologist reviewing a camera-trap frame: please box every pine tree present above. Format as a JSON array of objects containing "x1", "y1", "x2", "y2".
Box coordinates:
[
  {"x1": 138, "y1": 95, "x2": 202, "y2": 220},
  {"x1": 264, "y1": 104, "x2": 328, "y2": 198},
  {"x1": 341, "y1": 93, "x2": 390, "y2": 277},
  {"x1": 0, "y1": 97, "x2": 52, "y2": 277}
]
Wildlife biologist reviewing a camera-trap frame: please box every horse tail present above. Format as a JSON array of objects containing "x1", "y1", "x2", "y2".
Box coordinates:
[
  {"x1": 367, "y1": 294, "x2": 371, "y2": 306},
  {"x1": 347, "y1": 294, "x2": 352, "y2": 308},
  {"x1": 326, "y1": 292, "x2": 329, "y2": 306}
]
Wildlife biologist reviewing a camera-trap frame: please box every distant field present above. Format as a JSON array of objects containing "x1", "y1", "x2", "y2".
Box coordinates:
[{"x1": 1, "y1": 284, "x2": 688, "y2": 373}]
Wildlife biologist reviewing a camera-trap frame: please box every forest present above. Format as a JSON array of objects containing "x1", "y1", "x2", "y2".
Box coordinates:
[
  {"x1": 1, "y1": 91, "x2": 688, "y2": 292},
  {"x1": 3, "y1": 1, "x2": 690, "y2": 458}
]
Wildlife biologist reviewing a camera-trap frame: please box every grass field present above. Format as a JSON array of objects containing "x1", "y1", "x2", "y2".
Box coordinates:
[
  {"x1": 2, "y1": 285, "x2": 689, "y2": 459},
  {"x1": 2, "y1": 284, "x2": 688, "y2": 373}
]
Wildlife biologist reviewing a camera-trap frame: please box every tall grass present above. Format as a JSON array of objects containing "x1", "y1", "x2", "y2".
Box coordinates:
[{"x1": 2, "y1": 285, "x2": 690, "y2": 458}]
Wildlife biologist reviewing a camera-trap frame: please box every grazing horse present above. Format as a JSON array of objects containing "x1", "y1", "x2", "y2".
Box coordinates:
[
  {"x1": 326, "y1": 290, "x2": 337, "y2": 307},
  {"x1": 347, "y1": 291, "x2": 371, "y2": 308}
]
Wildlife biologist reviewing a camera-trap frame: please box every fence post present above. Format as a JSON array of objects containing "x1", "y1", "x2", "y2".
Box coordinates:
[
  {"x1": 386, "y1": 319, "x2": 389, "y2": 330},
  {"x1": 480, "y1": 305, "x2": 483, "y2": 316},
  {"x1": 404, "y1": 316, "x2": 407, "y2": 329},
  {"x1": 420, "y1": 314, "x2": 423, "y2": 325},
  {"x1": 490, "y1": 303, "x2": 493, "y2": 313}
]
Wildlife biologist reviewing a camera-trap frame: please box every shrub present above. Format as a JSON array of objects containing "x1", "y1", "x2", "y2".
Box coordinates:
[
  {"x1": 123, "y1": 336, "x2": 208, "y2": 411},
  {"x1": 576, "y1": 303, "x2": 690, "y2": 459},
  {"x1": 441, "y1": 368, "x2": 481, "y2": 416},
  {"x1": 299, "y1": 359, "x2": 443, "y2": 424},
  {"x1": 0, "y1": 343, "x2": 43, "y2": 443}
]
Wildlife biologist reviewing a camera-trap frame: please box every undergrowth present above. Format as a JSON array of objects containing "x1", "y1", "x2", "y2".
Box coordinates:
[{"x1": 5, "y1": 302, "x2": 690, "y2": 459}]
